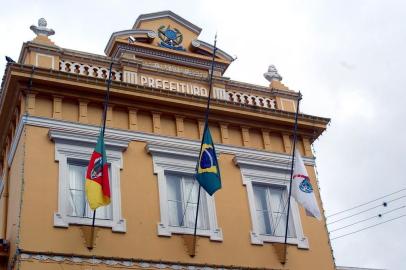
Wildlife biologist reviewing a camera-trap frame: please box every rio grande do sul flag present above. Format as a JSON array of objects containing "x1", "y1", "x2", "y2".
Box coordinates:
[
  {"x1": 292, "y1": 150, "x2": 321, "y2": 220},
  {"x1": 85, "y1": 132, "x2": 111, "y2": 210}
]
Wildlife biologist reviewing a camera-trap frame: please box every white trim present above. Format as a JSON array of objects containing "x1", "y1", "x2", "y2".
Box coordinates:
[
  {"x1": 7, "y1": 115, "x2": 315, "y2": 178},
  {"x1": 234, "y1": 157, "x2": 309, "y2": 249},
  {"x1": 147, "y1": 143, "x2": 222, "y2": 241},
  {"x1": 35, "y1": 53, "x2": 55, "y2": 69},
  {"x1": 50, "y1": 133, "x2": 126, "y2": 232}
]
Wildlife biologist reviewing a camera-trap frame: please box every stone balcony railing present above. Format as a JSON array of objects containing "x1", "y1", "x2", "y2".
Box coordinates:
[
  {"x1": 59, "y1": 60, "x2": 122, "y2": 81},
  {"x1": 58, "y1": 59, "x2": 276, "y2": 110}
]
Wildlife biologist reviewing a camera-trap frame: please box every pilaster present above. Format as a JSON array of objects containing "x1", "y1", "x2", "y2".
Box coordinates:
[
  {"x1": 175, "y1": 115, "x2": 185, "y2": 137},
  {"x1": 152, "y1": 112, "x2": 161, "y2": 134},
  {"x1": 198, "y1": 119, "x2": 205, "y2": 139},
  {"x1": 282, "y1": 134, "x2": 292, "y2": 154},
  {"x1": 261, "y1": 129, "x2": 272, "y2": 151},
  {"x1": 128, "y1": 108, "x2": 138, "y2": 131},
  {"x1": 52, "y1": 96, "x2": 63, "y2": 119},
  {"x1": 302, "y1": 137, "x2": 313, "y2": 157},
  {"x1": 106, "y1": 106, "x2": 113, "y2": 127},
  {"x1": 27, "y1": 93, "x2": 36, "y2": 115},
  {"x1": 241, "y1": 126, "x2": 250, "y2": 147},
  {"x1": 220, "y1": 123, "x2": 229, "y2": 144},
  {"x1": 78, "y1": 100, "x2": 88, "y2": 124}
]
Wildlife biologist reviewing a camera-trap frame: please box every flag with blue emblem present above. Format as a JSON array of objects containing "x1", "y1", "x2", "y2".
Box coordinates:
[
  {"x1": 292, "y1": 150, "x2": 321, "y2": 220},
  {"x1": 195, "y1": 124, "x2": 221, "y2": 196}
]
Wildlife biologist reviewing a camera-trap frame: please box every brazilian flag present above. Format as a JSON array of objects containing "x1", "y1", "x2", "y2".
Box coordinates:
[{"x1": 195, "y1": 125, "x2": 221, "y2": 196}]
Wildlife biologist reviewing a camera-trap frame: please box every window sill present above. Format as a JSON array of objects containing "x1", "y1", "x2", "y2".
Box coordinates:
[
  {"x1": 54, "y1": 212, "x2": 126, "y2": 232},
  {"x1": 157, "y1": 223, "x2": 223, "y2": 241},
  {"x1": 250, "y1": 231, "x2": 309, "y2": 249}
]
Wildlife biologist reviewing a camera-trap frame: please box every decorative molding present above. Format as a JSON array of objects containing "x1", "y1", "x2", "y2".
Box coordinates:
[
  {"x1": 191, "y1": 39, "x2": 235, "y2": 62},
  {"x1": 35, "y1": 53, "x2": 55, "y2": 69},
  {"x1": 19, "y1": 252, "x2": 281, "y2": 270},
  {"x1": 113, "y1": 45, "x2": 228, "y2": 74},
  {"x1": 104, "y1": 29, "x2": 157, "y2": 55},
  {"x1": 7, "y1": 115, "x2": 315, "y2": 174}
]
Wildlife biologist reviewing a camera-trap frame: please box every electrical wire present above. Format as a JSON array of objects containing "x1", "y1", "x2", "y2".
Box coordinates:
[
  {"x1": 331, "y1": 213, "x2": 406, "y2": 240},
  {"x1": 327, "y1": 194, "x2": 406, "y2": 225},
  {"x1": 329, "y1": 205, "x2": 406, "y2": 233},
  {"x1": 327, "y1": 187, "x2": 406, "y2": 217}
]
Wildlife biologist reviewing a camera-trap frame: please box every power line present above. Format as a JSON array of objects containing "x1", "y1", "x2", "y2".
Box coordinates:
[
  {"x1": 327, "y1": 194, "x2": 406, "y2": 225},
  {"x1": 329, "y1": 205, "x2": 406, "y2": 233},
  {"x1": 327, "y1": 187, "x2": 406, "y2": 218},
  {"x1": 331, "y1": 213, "x2": 406, "y2": 240}
]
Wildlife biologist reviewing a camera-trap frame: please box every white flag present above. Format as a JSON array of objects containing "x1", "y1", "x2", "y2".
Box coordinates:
[{"x1": 291, "y1": 150, "x2": 322, "y2": 220}]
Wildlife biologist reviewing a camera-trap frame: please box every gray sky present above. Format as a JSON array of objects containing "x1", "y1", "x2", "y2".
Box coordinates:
[{"x1": 1, "y1": 0, "x2": 405, "y2": 269}]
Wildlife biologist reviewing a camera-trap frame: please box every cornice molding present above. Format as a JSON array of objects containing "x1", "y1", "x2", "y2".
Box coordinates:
[
  {"x1": 112, "y1": 45, "x2": 229, "y2": 73},
  {"x1": 7, "y1": 115, "x2": 316, "y2": 169}
]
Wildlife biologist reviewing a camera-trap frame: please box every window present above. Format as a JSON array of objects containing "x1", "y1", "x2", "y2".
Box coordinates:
[
  {"x1": 166, "y1": 172, "x2": 209, "y2": 230},
  {"x1": 148, "y1": 142, "x2": 222, "y2": 241},
  {"x1": 51, "y1": 133, "x2": 126, "y2": 232},
  {"x1": 252, "y1": 184, "x2": 295, "y2": 238},
  {"x1": 67, "y1": 161, "x2": 111, "y2": 220},
  {"x1": 234, "y1": 155, "x2": 309, "y2": 249}
]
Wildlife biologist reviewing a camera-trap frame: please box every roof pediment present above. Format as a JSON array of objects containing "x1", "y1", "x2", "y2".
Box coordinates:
[{"x1": 104, "y1": 11, "x2": 234, "y2": 70}]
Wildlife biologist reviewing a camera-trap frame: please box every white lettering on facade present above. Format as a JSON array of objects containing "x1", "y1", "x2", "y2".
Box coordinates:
[
  {"x1": 140, "y1": 76, "x2": 148, "y2": 86},
  {"x1": 138, "y1": 75, "x2": 211, "y2": 98}
]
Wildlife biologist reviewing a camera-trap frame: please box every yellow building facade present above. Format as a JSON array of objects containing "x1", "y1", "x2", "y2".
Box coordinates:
[{"x1": 0, "y1": 11, "x2": 334, "y2": 270}]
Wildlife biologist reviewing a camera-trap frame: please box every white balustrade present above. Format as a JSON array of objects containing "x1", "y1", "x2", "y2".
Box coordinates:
[
  {"x1": 59, "y1": 60, "x2": 122, "y2": 82},
  {"x1": 226, "y1": 91, "x2": 276, "y2": 109}
]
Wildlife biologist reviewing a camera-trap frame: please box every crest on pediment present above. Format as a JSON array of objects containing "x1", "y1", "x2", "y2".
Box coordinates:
[{"x1": 157, "y1": 25, "x2": 185, "y2": 51}]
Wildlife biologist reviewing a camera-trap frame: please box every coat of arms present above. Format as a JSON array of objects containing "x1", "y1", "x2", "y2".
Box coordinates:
[{"x1": 157, "y1": 25, "x2": 185, "y2": 51}]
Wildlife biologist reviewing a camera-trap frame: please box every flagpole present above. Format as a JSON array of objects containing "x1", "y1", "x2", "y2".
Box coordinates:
[
  {"x1": 282, "y1": 91, "x2": 302, "y2": 263},
  {"x1": 89, "y1": 61, "x2": 114, "y2": 250},
  {"x1": 191, "y1": 35, "x2": 218, "y2": 256}
]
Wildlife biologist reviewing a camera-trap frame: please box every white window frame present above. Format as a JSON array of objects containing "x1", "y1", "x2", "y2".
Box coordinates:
[
  {"x1": 52, "y1": 140, "x2": 126, "y2": 232},
  {"x1": 235, "y1": 157, "x2": 309, "y2": 249},
  {"x1": 147, "y1": 143, "x2": 223, "y2": 241}
]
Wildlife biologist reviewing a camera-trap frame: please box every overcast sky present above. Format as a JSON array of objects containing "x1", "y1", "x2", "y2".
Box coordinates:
[{"x1": 1, "y1": 0, "x2": 405, "y2": 269}]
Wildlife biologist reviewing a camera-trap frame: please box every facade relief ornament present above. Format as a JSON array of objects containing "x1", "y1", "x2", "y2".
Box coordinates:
[
  {"x1": 157, "y1": 25, "x2": 185, "y2": 51},
  {"x1": 263, "y1": 64, "x2": 282, "y2": 83},
  {"x1": 30, "y1": 18, "x2": 55, "y2": 37}
]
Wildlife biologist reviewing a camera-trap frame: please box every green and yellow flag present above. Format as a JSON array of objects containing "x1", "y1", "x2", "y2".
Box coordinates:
[
  {"x1": 85, "y1": 131, "x2": 111, "y2": 210},
  {"x1": 195, "y1": 124, "x2": 221, "y2": 196}
]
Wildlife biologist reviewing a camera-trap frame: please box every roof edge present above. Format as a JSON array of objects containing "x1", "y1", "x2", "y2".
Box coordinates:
[{"x1": 133, "y1": 10, "x2": 202, "y2": 34}]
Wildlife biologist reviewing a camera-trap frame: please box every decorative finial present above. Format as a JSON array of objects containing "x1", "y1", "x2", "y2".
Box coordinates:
[
  {"x1": 30, "y1": 18, "x2": 55, "y2": 37},
  {"x1": 264, "y1": 65, "x2": 282, "y2": 83}
]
